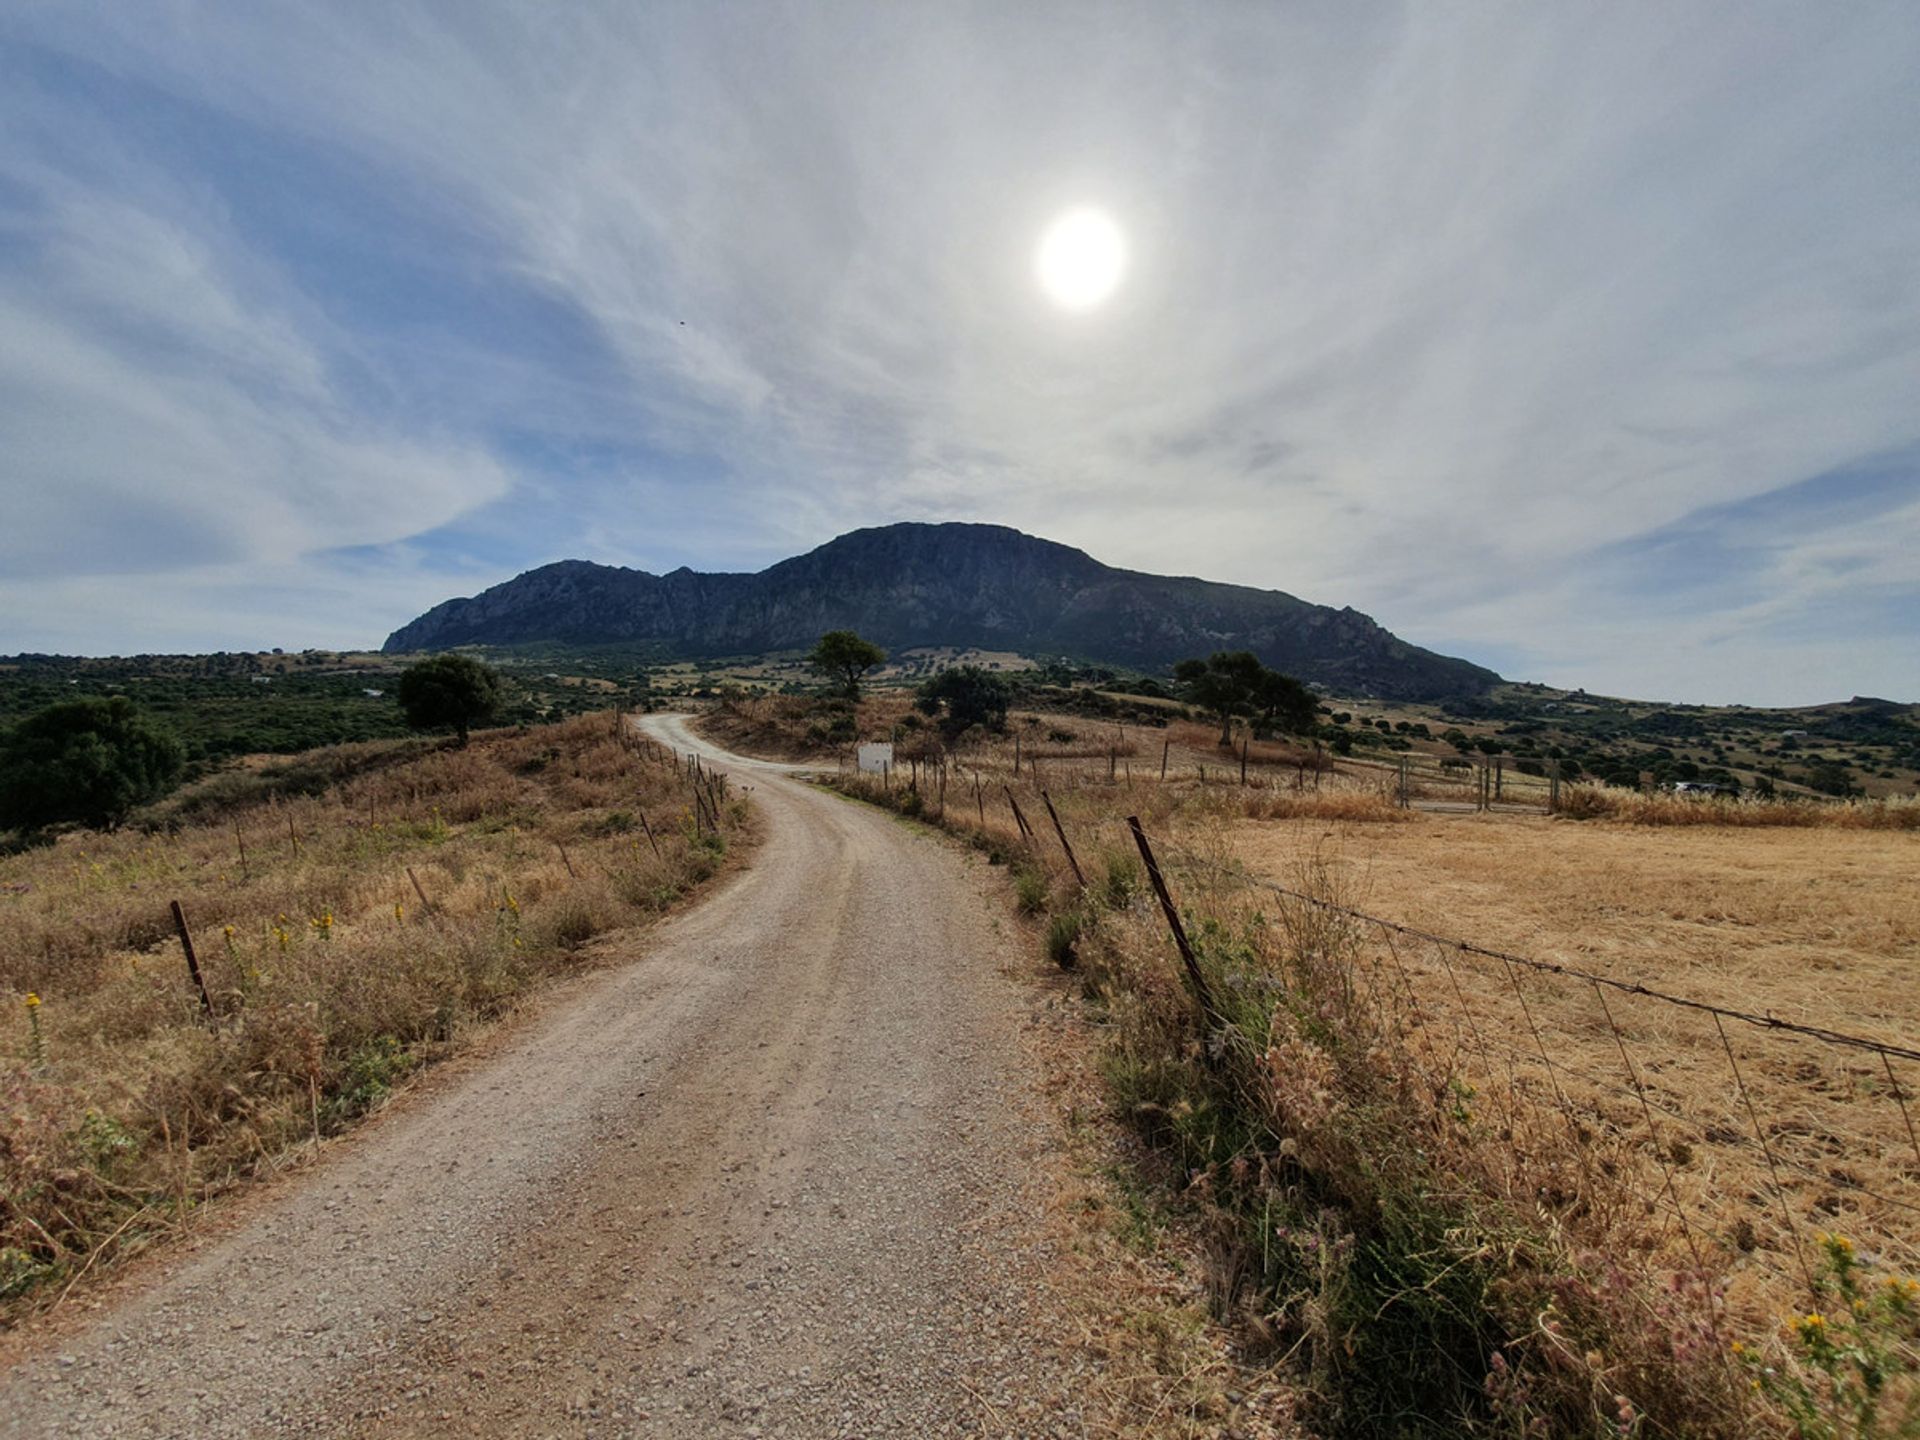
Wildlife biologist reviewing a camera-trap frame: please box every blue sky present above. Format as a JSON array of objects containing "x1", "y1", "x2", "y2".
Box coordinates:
[{"x1": 2, "y1": 3, "x2": 1916, "y2": 705}]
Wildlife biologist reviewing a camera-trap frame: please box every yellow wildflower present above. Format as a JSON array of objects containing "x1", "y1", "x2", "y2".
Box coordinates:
[{"x1": 24, "y1": 993, "x2": 41, "y2": 1009}]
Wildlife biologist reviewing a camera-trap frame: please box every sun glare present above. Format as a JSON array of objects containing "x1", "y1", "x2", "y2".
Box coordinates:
[{"x1": 1035, "y1": 207, "x2": 1125, "y2": 311}]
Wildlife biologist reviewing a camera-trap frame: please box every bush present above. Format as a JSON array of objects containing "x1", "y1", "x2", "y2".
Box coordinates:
[
  {"x1": 1045, "y1": 909, "x2": 1083, "y2": 969},
  {"x1": 0, "y1": 696, "x2": 184, "y2": 831},
  {"x1": 1013, "y1": 864, "x2": 1049, "y2": 915},
  {"x1": 1098, "y1": 849, "x2": 1142, "y2": 909},
  {"x1": 915, "y1": 666, "x2": 1011, "y2": 740}
]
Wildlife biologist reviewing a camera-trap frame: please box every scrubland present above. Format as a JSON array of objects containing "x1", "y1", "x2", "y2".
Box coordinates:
[
  {"x1": 786, "y1": 694, "x2": 1920, "y2": 1438},
  {"x1": 1, "y1": 713, "x2": 750, "y2": 1317}
]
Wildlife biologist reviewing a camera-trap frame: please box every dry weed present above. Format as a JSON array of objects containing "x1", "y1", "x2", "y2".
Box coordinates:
[{"x1": 0, "y1": 713, "x2": 753, "y2": 1314}]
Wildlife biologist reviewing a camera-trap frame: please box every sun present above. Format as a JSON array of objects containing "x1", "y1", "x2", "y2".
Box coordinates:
[{"x1": 1035, "y1": 207, "x2": 1126, "y2": 311}]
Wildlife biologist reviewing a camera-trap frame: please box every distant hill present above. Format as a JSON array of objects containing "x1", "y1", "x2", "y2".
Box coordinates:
[{"x1": 383, "y1": 523, "x2": 1500, "y2": 701}]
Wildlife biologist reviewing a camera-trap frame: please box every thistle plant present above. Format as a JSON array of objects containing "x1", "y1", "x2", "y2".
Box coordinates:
[
  {"x1": 23, "y1": 992, "x2": 45, "y2": 1067},
  {"x1": 1741, "y1": 1233, "x2": 1920, "y2": 1438}
]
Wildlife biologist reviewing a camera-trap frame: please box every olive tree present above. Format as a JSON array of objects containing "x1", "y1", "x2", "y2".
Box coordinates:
[
  {"x1": 807, "y1": 630, "x2": 887, "y2": 700},
  {"x1": 1173, "y1": 651, "x2": 1316, "y2": 745},
  {"x1": 915, "y1": 666, "x2": 1011, "y2": 741},
  {"x1": 397, "y1": 654, "x2": 503, "y2": 745}
]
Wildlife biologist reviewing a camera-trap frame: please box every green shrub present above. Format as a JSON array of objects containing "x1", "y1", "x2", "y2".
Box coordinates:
[
  {"x1": 1045, "y1": 909, "x2": 1083, "y2": 968},
  {"x1": 0, "y1": 697, "x2": 184, "y2": 831},
  {"x1": 1013, "y1": 864, "x2": 1048, "y2": 915},
  {"x1": 1098, "y1": 849, "x2": 1141, "y2": 909}
]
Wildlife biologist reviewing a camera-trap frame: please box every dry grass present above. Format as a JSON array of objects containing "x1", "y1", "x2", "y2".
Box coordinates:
[
  {"x1": 1562, "y1": 784, "x2": 1920, "y2": 829},
  {"x1": 833, "y1": 765, "x2": 1756, "y2": 1432},
  {"x1": 0, "y1": 713, "x2": 753, "y2": 1316},
  {"x1": 814, "y1": 708, "x2": 1920, "y2": 1433},
  {"x1": 1230, "y1": 815, "x2": 1920, "y2": 1330}
]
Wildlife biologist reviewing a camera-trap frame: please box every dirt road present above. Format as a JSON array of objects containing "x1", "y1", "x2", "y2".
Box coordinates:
[{"x1": 1, "y1": 715, "x2": 1096, "y2": 1438}]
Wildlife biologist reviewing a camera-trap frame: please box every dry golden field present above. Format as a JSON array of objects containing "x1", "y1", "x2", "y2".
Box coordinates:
[
  {"x1": 1216, "y1": 814, "x2": 1920, "y2": 1324},
  {"x1": 794, "y1": 692, "x2": 1920, "y2": 1430},
  {"x1": 0, "y1": 713, "x2": 753, "y2": 1316}
]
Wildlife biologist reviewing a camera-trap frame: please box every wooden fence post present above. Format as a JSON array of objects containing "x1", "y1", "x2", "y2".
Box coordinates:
[
  {"x1": 639, "y1": 812, "x2": 662, "y2": 857},
  {"x1": 169, "y1": 901, "x2": 215, "y2": 1020},
  {"x1": 1040, "y1": 791, "x2": 1085, "y2": 889},
  {"x1": 1003, "y1": 786, "x2": 1035, "y2": 845},
  {"x1": 1160, "y1": 739, "x2": 1169, "y2": 781},
  {"x1": 1240, "y1": 739, "x2": 1249, "y2": 786},
  {"x1": 233, "y1": 821, "x2": 250, "y2": 881},
  {"x1": 1126, "y1": 818, "x2": 1221, "y2": 1032},
  {"x1": 407, "y1": 866, "x2": 442, "y2": 926}
]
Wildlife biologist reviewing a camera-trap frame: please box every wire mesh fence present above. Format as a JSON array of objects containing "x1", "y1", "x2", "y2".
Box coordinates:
[{"x1": 1144, "y1": 835, "x2": 1920, "y2": 1314}]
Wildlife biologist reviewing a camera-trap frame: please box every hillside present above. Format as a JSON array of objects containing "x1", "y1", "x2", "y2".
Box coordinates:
[{"x1": 383, "y1": 523, "x2": 1498, "y2": 701}]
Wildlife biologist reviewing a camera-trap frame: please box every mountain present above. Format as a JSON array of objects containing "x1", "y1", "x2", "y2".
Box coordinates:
[{"x1": 383, "y1": 523, "x2": 1499, "y2": 700}]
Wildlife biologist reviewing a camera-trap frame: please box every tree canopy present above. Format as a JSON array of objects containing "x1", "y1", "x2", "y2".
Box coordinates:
[
  {"x1": 0, "y1": 696, "x2": 185, "y2": 832},
  {"x1": 396, "y1": 654, "x2": 503, "y2": 744},
  {"x1": 1173, "y1": 651, "x2": 1317, "y2": 744},
  {"x1": 914, "y1": 666, "x2": 1011, "y2": 740},
  {"x1": 807, "y1": 630, "x2": 886, "y2": 699}
]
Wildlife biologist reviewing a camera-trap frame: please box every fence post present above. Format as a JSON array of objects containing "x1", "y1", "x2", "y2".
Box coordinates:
[
  {"x1": 169, "y1": 900, "x2": 215, "y2": 1020},
  {"x1": 407, "y1": 866, "x2": 441, "y2": 925},
  {"x1": 1240, "y1": 738, "x2": 1249, "y2": 786},
  {"x1": 1160, "y1": 739, "x2": 1169, "y2": 781},
  {"x1": 1126, "y1": 817, "x2": 1221, "y2": 1031},
  {"x1": 1040, "y1": 791, "x2": 1086, "y2": 889},
  {"x1": 1003, "y1": 786, "x2": 1035, "y2": 844},
  {"x1": 233, "y1": 821, "x2": 250, "y2": 881},
  {"x1": 639, "y1": 812, "x2": 662, "y2": 857}
]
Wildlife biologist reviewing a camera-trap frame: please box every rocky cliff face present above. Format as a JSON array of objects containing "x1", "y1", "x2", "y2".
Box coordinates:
[{"x1": 383, "y1": 523, "x2": 1499, "y2": 700}]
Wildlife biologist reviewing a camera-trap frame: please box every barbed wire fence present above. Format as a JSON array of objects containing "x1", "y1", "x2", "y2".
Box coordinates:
[
  {"x1": 827, "y1": 736, "x2": 1920, "y2": 1319},
  {"x1": 1130, "y1": 825, "x2": 1920, "y2": 1310}
]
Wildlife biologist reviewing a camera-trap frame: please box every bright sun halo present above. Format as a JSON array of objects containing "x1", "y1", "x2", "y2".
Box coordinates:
[{"x1": 1035, "y1": 207, "x2": 1125, "y2": 311}]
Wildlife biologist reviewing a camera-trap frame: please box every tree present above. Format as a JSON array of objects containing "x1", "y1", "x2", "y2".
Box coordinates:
[
  {"x1": 397, "y1": 654, "x2": 502, "y2": 745},
  {"x1": 1250, "y1": 668, "x2": 1317, "y2": 737},
  {"x1": 807, "y1": 630, "x2": 886, "y2": 699},
  {"x1": 0, "y1": 696, "x2": 184, "y2": 832},
  {"x1": 1172, "y1": 651, "x2": 1314, "y2": 745},
  {"x1": 915, "y1": 666, "x2": 1010, "y2": 741}
]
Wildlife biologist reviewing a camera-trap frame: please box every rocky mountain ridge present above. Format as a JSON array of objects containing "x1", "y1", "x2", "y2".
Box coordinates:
[{"x1": 383, "y1": 523, "x2": 1499, "y2": 700}]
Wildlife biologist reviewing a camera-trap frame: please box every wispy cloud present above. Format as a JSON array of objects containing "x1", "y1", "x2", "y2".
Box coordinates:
[{"x1": 2, "y1": 2, "x2": 1917, "y2": 702}]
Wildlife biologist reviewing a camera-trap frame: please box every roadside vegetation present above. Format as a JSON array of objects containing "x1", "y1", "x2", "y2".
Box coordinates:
[
  {"x1": 1558, "y1": 783, "x2": 1920, "y2": 829},
  {"x1": 713, "y1": 646, "x2": 1920, "y2": 1438},
  {"x1": 0, "y1": 711, "x2": 751, "y2": 1317}
]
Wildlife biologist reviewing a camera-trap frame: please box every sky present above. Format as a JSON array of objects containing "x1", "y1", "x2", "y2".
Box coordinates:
[{"x1": 2, "y1": 2, "x2": 1917, "y2": 705}]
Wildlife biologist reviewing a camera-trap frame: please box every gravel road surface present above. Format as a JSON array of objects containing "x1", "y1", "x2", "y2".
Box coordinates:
[{"x1": 1, "y1": 714, "x2": 1097, "y2": 1438}]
